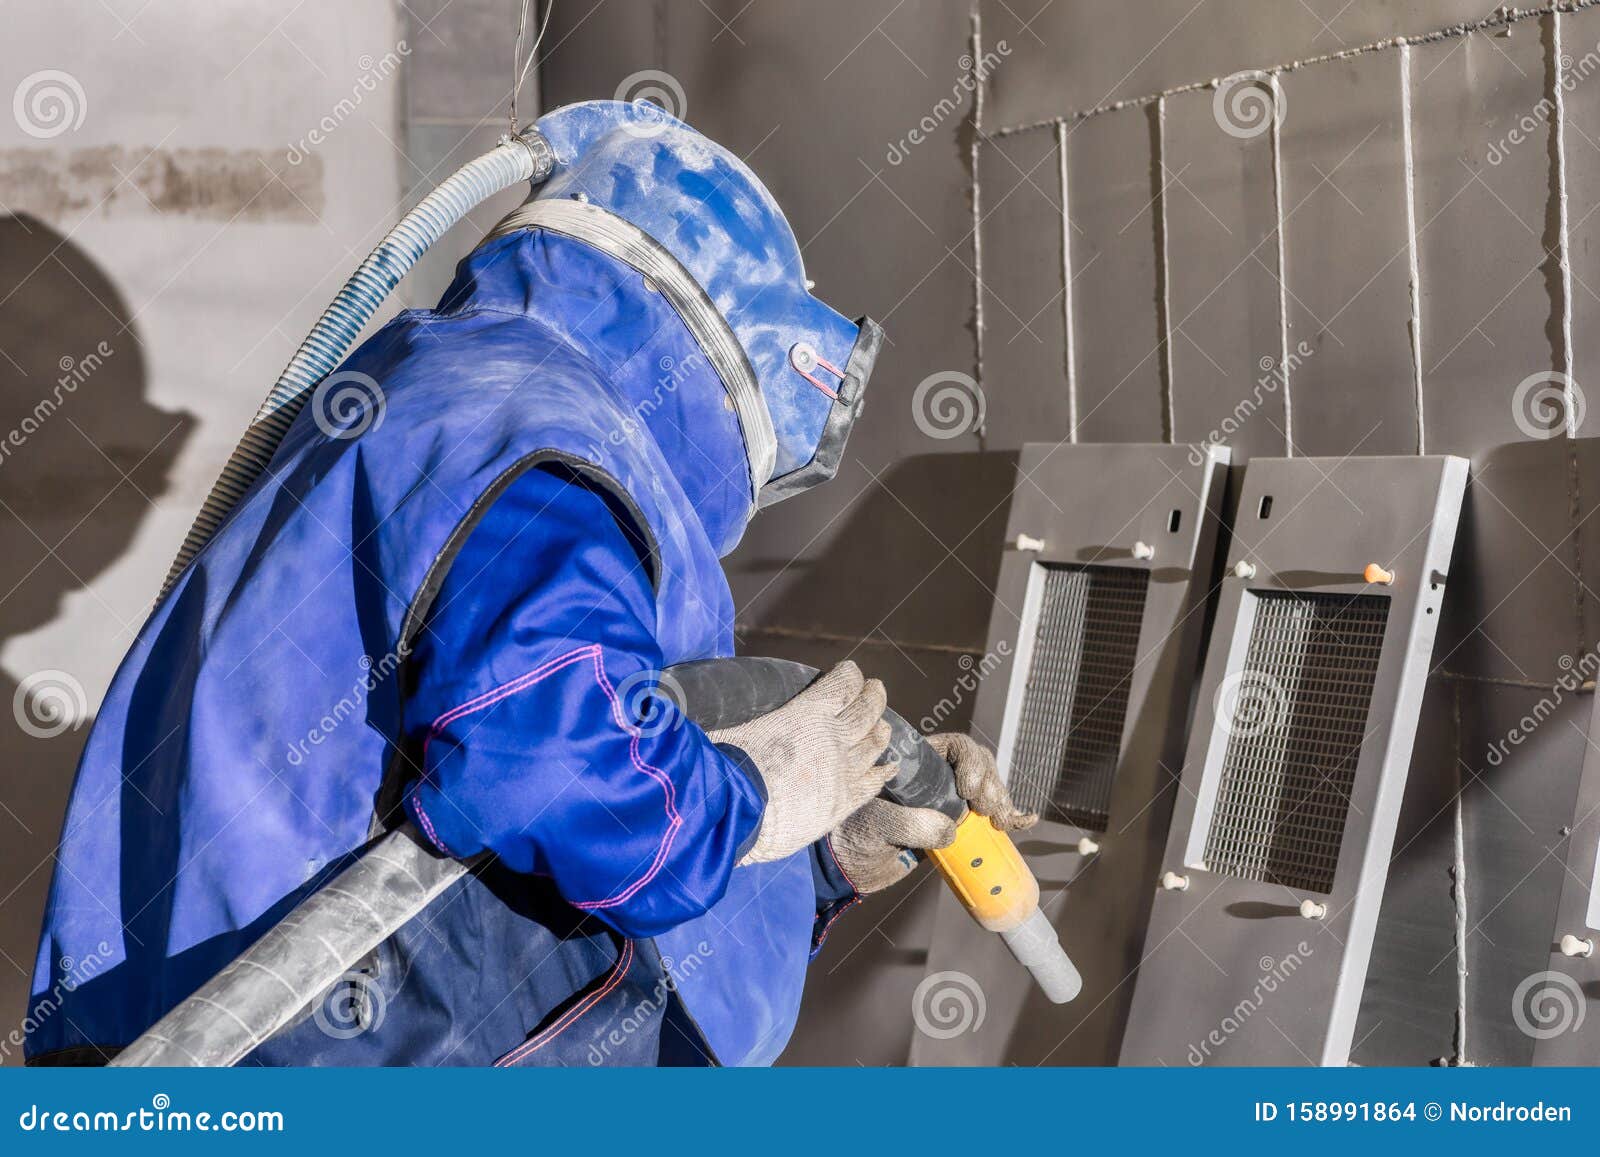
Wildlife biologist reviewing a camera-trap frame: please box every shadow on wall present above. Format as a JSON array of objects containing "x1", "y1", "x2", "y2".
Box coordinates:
[
  {"x1": 727, "y1": 450, "x2": 1020, "y2": 647},
  {"x1": 0, "y1": 214, "x2": 194, "y2": 1061},
  {"x1": 723, "y1": 451, "x2": 1021, "y2": 1066}
]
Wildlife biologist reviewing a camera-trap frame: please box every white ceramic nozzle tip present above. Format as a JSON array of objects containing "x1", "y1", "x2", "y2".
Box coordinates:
[
  {"x1": 1560, "y1": 933, "x2": 1594, "y2": 958},
  {"x1": 999, "y1": 909, "x2": 1081, "y2": 1004}
]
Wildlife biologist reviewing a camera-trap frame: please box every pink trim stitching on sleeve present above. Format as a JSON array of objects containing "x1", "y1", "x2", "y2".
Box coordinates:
[
  {"x1": 417, "y1": 644, "x2": 683, "y2": 911},
  {"x1": 571, "y1": 648, "x2": 683, "y2": 910},
  {"x1": 813, "y1": 894, "x2": 860, "y2": 952},
  {"x1": 410, "y1": 801, "x2": 452, "y2": 857}
]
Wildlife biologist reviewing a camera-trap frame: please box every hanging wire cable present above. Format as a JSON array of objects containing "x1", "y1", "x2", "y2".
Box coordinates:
[{"x1": 510, "y1": 0, "x2": 556, "y2": 135}]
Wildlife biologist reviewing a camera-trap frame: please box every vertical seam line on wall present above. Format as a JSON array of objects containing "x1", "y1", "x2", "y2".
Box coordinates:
[
  {"x1": 1400, "y1": 44, "x2": 1426, "y2": 455},
  {"x1": 1270, "y1": 75, "x2": 1293, "y2": 456},
  {"x1": 1452, "y1": 680, "x2": 1468, "y2": 1066},
  {"x1": 1554, "y1": 10, "x2": 1587, "y2": 653},
  {"x1": 968, "y1": 3, "x2": 986, "y2": 445},
  {"x1": 1155, "y1": 96, "x2": 1176, "y2": 443},
  {"x1": 1057, "y1": 120, "x2": 1079, "y2": 443}
]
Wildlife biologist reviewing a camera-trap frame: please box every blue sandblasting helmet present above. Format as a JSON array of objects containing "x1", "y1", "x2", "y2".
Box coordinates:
[{"x1": 485, "y1": 99, "x2": 881, "y2": 510}]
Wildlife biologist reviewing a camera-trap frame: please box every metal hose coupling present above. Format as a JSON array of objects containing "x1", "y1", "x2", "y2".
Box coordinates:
[{"x1": 507, "y1": 127, "x2": 557, "y2": 181}]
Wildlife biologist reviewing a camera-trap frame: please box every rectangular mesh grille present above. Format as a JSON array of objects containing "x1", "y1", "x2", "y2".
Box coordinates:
[
  {"x1": 1201, "y1": 592, "x2": 1390, "y2": 894},
  {"x1": 1007, "y1": 564, "x2": 1148, "y2": 831}
]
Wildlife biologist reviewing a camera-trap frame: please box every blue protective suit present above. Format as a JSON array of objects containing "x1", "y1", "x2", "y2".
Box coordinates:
[{"x1": 27, "y1": 102, "x2": 875, "y2": 1066}]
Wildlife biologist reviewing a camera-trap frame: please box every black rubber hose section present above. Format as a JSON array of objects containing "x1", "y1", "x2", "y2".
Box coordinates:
[{"x1": 665, "y1": 657, "x2": 965, "y2": 820}]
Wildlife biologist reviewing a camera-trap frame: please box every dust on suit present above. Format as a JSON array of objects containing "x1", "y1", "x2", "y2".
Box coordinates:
[{"x1": 29, "y1": 101, "x2": 879, "y2": 1066}]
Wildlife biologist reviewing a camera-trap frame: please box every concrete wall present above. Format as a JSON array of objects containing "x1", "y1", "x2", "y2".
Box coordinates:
[
  {"x1": 543, "y1": 0, "x2": 1600, "y2": 1066},
  {"x1": 0, "y1": 0, "x2": 410, "y2": 1063}
]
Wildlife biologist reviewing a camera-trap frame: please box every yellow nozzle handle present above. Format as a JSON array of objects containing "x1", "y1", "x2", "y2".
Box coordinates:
[
  {"x1": 926, "y1": 811, "x2": 1082, "y2": 1003},
  {"x1": 927, "y1": 810, "x2": 1040, "y2": 932}
]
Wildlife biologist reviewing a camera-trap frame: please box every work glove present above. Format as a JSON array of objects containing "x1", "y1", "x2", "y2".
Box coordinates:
[
  {"x1": 710, "y1": 660, "x2": 896, "y2": 865},
  {"x1": 828, "y1": 731, "x2": 1036, "y2": 895},
  {"x1": 929, "y1": 731, "x2": 1037, "y2": 834}
]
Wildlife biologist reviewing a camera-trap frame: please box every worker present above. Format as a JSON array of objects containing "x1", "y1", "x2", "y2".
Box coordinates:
[{"x1": 27, "y1": 100, "x2": 1033, "y2": 1067}]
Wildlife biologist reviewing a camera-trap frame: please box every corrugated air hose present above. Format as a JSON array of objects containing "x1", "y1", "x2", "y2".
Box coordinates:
[{"x1": 157, "y1": 129, "x2": 556, "y2": 599}]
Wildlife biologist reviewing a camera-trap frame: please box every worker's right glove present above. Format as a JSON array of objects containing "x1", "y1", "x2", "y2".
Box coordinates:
[
  {"x1": 827, "y1": 798, "x2": 958, "y2": 895},
  {"x1": 828, "y1": 732, "x2": 1036, "y2": 895},
  {"x1": 709, "y1": 660, "x2": 897, "y2": 866}
]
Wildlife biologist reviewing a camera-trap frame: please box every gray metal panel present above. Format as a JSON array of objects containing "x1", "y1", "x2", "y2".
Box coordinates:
[
  {"x1": 1532, "y1": 672, "x2": 1600, "y2": 1065},
  {"x1": 1528, "y1": 439, "x2": 1600, "y2": 1065},
  {"x1": 1411, "y1": 23, "x2": 1578, "y2": 681},
  {"x1": 1121, "y1": 454, "x2": 1468, "y2": 1066},
  {"x1": 1161, "y1": 81, "x2": 1288, "y2": 463},
  {"x1": 980, "y1": 0, "x2": 1511, "y2": 134},
  {"x1": 911, "y1": 441, "x2": 1229, "y2": 1066},
  {"x1": 1066, "y1": 112, "x2": 1167, "y2": 443},
  {"x1": 1277, "y1": 51, "x2": 1418, "y2": 457},
  {"x1": 1437, "y1": 442, "x2": 1585, "y2": 697},
  {"x1": 977, "y1": 129, "x2": 1074, "y2": 449},
  {"x1": 1565, "y1": 6, "x2": 1600, "y2": 442},
  {"x1": 1471, "y1": 678, "x2": 1586, "y2": 1066},
  {"x1": 1348, "y1": 675, "x2": 1461, "y2": 1066},
  {"x1": 1412, "y1": 21, "x2": 1558, "y2": 459}
]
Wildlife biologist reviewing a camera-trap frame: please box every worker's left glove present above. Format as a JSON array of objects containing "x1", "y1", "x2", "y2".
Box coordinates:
[
  {"x1": 928, "y1": 732, "x2": 1037, "y2": 833},
  {"x1": 828, "y1": 731, "x2": 1037, "y2": 895}
]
